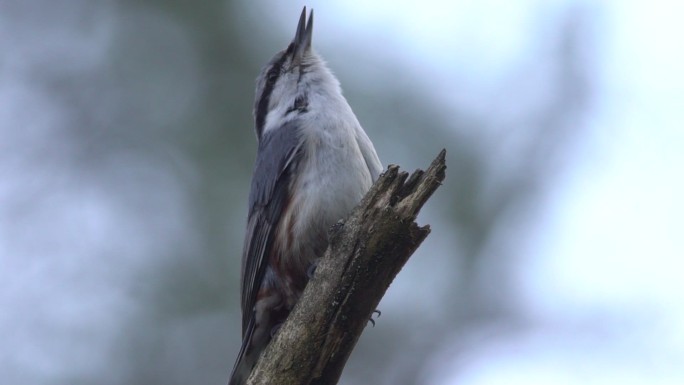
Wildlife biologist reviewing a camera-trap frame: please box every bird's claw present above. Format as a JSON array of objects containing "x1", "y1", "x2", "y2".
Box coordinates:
[
  {"x1": 270, "y1": 322, "x2": 283, "y2": 338},
  {"x1": 306, "y1": 258, "x2": 320, "y2": 279},
  {"x1": 368, "y1": 309, "x2": 381, "y2": 327}
]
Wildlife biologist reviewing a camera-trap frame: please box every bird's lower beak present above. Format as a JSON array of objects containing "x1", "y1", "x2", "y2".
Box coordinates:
[{"x1": 292, "y1": 7, "x2": 313, "y2": 59}]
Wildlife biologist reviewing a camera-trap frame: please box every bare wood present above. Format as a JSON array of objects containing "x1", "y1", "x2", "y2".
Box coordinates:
[{"x1": 246, "y1": 149, "x2": 447, "y2": 385}]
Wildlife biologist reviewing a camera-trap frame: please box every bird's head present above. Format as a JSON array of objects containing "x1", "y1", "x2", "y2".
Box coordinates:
[{"x1": 253, "y1": 7, "x2": 340, "y2": 139}]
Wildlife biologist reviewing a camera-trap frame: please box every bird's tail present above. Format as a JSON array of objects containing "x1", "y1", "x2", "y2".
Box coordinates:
[{"x1": 228, "y1": 318, "x2": 257, "y2": 385}]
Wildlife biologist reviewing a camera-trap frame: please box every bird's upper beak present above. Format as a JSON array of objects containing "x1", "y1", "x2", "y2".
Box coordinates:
[{"x1": 292, "y1": 7, "x2": 313, "y2": 60}]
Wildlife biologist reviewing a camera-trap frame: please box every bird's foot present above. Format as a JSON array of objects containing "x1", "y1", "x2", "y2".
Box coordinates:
[
  {"x1": 270, "y1": 322, "x2": 283, "y2": 338},
  {"x1": 368, "y1": 309, "x2": 381, "y2": 327},
  {"x1": 306, "y1": 258, "x2": 321, "y2": 279}
]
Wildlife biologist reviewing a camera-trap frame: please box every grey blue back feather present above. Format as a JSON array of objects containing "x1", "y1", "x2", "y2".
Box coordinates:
[{"x1": 241, "y1": 121, "x2": 302, "y2": 331}]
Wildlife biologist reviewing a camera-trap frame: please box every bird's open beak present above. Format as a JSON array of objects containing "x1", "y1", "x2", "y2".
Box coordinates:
[{"x1": 292, "y1": 7, "x2": 313, "y2": 59}]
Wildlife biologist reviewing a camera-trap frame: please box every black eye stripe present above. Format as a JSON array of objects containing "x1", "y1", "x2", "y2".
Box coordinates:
[
  {"x1": 255, "y1": 45, "x2": 293, "y2": 137},
  {"x1": 254, "y1": 43, "x2": 300, "y2": 138}
]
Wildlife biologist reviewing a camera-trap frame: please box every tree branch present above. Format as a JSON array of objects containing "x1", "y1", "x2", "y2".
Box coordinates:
[{"x1": 246, "y1": 150, "x2": 447, "y2": 385}]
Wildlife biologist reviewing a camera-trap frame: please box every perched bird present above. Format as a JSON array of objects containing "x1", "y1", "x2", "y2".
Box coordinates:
[{"x1": 229, "y1": 7, "x2": 382, "y2": 385}]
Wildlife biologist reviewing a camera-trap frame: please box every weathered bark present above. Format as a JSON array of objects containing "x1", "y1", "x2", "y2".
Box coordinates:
[{"x1": 246, "y1": 150, "x2": 447, "y2": 385}]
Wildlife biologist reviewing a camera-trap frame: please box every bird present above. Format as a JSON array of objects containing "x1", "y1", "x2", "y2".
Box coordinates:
[{"x1": 228, "y1": 6, "x2": 382, "y2": 385}]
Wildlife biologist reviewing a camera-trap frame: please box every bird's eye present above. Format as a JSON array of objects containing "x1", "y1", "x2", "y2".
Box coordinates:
[{"x1": 267, "y1": 72, "x2": 279, "y2": 85}]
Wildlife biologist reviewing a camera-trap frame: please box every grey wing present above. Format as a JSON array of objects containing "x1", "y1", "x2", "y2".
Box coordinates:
[{"x1": 240, "y1": 122, "x2": 302, "y2": 333}]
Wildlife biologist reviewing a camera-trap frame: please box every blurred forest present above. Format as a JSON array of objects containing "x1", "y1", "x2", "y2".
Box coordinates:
[{"x1": 0, "y1": 1, "x2": 594, "y2": 385}]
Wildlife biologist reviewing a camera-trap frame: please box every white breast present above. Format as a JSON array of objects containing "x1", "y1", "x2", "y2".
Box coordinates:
[{"x1": 282, "y1": 113, "x2": 375, "y2": 273}]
